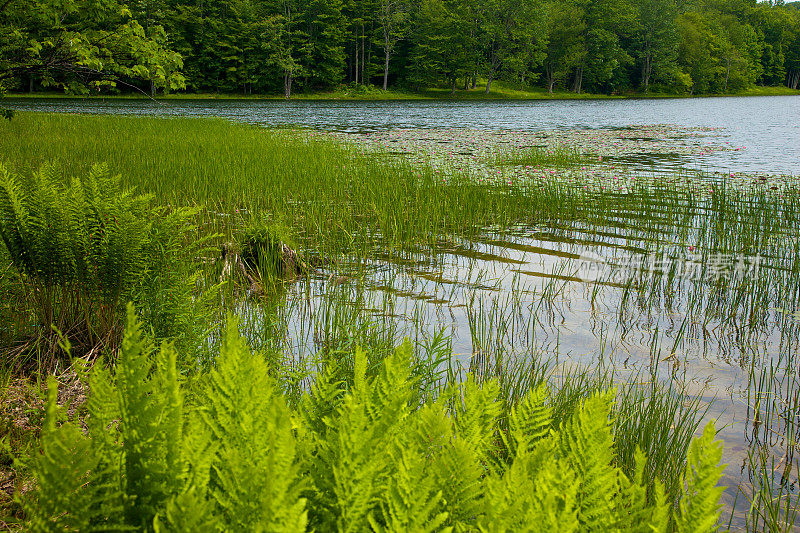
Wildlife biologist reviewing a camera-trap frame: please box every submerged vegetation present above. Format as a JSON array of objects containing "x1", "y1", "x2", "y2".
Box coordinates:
[{"x1": 0, "y1": 111, "x2": 798, "y2": 530}]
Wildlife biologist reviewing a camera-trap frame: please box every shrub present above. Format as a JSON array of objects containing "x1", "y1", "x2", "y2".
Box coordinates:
[
  {"x1": 0, "y1": 163, "x2": 216, "y2": 364},
  {"x1": 20, "y1": 307, "x2": 727, "y2": 532}
]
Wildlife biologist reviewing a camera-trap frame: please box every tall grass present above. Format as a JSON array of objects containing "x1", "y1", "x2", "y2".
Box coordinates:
[
  {"x1": 0, "y1": 113, "x2": 692, "y2": 259},
  {"x1": 490, "y1": 144, "x2": 595, "y2": 168}
]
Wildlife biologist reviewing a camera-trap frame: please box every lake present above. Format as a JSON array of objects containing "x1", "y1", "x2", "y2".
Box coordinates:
[{"x1": 5, "y1": 95, "x2": 800, "y2": 176}]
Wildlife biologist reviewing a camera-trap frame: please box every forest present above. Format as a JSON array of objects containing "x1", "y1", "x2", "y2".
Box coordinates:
[{"x1": 1, "y1": 0, "x2": 800, "y2": 98}]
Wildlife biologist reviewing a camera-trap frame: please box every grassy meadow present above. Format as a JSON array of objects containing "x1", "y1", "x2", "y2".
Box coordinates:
[{"x1": 0, "y1": 112, "x2": 799, "y2": 530}]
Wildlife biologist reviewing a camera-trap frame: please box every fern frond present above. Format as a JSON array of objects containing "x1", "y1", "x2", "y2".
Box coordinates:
[
  {"x1": 616, "y1": 447, "x2": 671, "y2": 533},
  {"x1": 365, "y1": 340, "x2": 417, "y2": 437},
  {"x1": 508, "y1": 383, "x2": 551, "y2": 455},
  {"x1": 23, "y1": 378, "x2": 128, "y2": 532},
  {"x1": 116, "y1": 304, "x2": 185, "y2": 528},
  {"x1": 558, "y1": 388, "x2": 621, "y2": 531},
  {"x1": 369, "y1": 443, "x2": 450, "y2": 533},
  {"x1": 370, "y1": 399, "x2": 454, "y2": 532},
  {"x1": 301, "y1": 356, "x2": 346, "y2": 439},
  {"x1": 675, "y1": 421, "x2": 726, "y2": 533},
  {"x1": 432, "y1": 437, "x2": 487, "y2": 530},
  {"x1": 199, "y1": 316, "x2": 307, "y2": 531},
  {"x1": 153, "y1": 488, "x2": 220, "y2": 533},
  {"x1": 452, "y1": 376, "x2": 502, "y2": 460}
]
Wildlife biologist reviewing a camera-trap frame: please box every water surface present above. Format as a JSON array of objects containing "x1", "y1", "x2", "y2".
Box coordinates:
[{"x1": 6, "y1": 96, "x2": 800, "y2": 175}]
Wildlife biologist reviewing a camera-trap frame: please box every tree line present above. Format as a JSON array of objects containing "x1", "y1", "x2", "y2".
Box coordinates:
[{"x1": 3, "y1": 0, "x2": 800, "y2": 97}]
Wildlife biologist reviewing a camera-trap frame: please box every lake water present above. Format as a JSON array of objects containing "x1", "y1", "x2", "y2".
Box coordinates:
[{"x1": 5, "y1": 95, "x2": 800, "y2": 176}]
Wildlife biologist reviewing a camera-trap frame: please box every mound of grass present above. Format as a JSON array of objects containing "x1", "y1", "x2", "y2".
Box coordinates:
[{"x1": 490, "y1": 145, "x2": 596, "y2": 168}]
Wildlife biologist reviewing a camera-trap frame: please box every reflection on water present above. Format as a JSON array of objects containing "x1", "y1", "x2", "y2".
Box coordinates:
[{"x1": 239, "y1": 186, "x2": 799, "y2": 530}]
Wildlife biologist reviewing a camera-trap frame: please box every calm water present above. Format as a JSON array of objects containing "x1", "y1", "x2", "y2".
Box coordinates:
[{"x1": 6, "y1": 95, "x2": 800, "y2": 175}]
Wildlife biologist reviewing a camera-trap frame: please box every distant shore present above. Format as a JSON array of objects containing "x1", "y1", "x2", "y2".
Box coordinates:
[{"x1": 5, "y1": 85, "x2": 799, "y2": 102}]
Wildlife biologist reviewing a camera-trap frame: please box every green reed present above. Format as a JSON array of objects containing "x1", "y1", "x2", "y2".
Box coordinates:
[{"x1": 490, "y1": 144, "x2": 595, "y2": 168}]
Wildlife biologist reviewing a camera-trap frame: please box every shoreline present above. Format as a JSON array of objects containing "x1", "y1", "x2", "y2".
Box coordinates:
[{"x1": 5, "y1": 85, "x2": 799, "y2": 102}]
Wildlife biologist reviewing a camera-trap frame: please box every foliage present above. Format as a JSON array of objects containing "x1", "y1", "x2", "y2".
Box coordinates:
[
  {"x1": 0, "y1": 163, "x2": 215, "y2": 363},
  {"x1": 239, "y1": 215, "x2": 300, "y2": 281},
  {"x1": 4, "y1": 0, "x2": 800, "y2": 95},
  {"x1": 0, "y1": 0, "x2": 185, "y2": 95},
  {"x1": 20, "y1": 309, "x2": 727, "y2": 531}
]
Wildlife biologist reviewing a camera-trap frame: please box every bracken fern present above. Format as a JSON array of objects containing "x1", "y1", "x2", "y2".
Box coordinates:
[{"x1": 23, "y1": 308, "x2": 728, "y2": 532}]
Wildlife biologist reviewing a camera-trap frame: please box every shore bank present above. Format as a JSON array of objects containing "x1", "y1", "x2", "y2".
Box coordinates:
[{"x1": 6, "y1": 85, "x2": 799, "y2": 101}]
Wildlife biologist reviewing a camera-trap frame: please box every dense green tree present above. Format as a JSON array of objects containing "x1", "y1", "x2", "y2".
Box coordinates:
[
  {"x1": 3, "y1": 0, "x2": 800, "y2": 96},
  {"x1": 479, "y1": 0, "x2": 548, "y2": 93},
  {"x1": 377, "y1": 0, "x2": 411, "y2": 90},
  {"x1": 300, "y1": 0, "x2": 347, "y2": 88},
  {"x1": 0, "y1": 0, "x2": 185, "y2": 95},
  {"x1": 543, "y1": 0, "x2": 588, "y2": 93},
  {"x1": 581, "y1": 0, "x2": 636, "y2": 94},
  {"x1": 408, "y1": 0, "x2": 477, "y2": 92},
  {"x1": 634, "y1": 0, "x2": 680, "y2": 92}
]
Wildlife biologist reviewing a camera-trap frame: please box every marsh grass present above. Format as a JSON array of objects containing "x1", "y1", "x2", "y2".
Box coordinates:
[{"x1": 490, "y1": 144, "x2": 596, "y2": 168}]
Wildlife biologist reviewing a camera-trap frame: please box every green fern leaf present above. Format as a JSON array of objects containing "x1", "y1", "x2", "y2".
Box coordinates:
[
  {"x1": 198, "y1": 316, "x2": 307, "y2": 531},
  {"x1": 675, "y1": 421, "x2": 726, "y2": 533},
  {"x1": 23, "y1": 378, "x2": 128, "y2": 532},
  {"x1": 558, "y1": 388, "x2": 621, "y2": 531},
  {"x1": 508, "y1": 383, "x2": 551, "y2": 455}
]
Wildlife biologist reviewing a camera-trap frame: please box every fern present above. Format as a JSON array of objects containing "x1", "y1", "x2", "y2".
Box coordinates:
[
  {"x1": 558, "y1": 388, "x2": 622, "y2": 530},
  {"x1": 24, "y1": 318, "x2": 729, "y2": 532},
  {"x1": 116, "y1": 304, "x2": 184, "y2": 528},
  {"x1": 508, "y1": 383, "x2": 552, "y2": 455},
  {"x1": 22, "y1": 379, "x2": 128, "y2": 532},
  {"x1": 0, "y1": 162, "x2": 214, "y2": 358},
  {"x1": 369, "y1": 443, "x2": 450, "y2": 533},
  {"x1": 675, "y1": 421, "x2": 726, "y2": 533},
  {"x1": 154, "y1": 487, "x2": 220, "y2": 533},
  {"x1": 195, "y1": 316, "x2": 308, "y2": 531}
]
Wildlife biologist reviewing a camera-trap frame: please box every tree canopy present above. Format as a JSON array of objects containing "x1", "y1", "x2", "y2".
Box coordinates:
[
  {"x1": 0, "y1": 0, "x2": 185, "y2": 96},
  {"x1": 2, "y1": 0, "x2": 800, "y2": 96}
]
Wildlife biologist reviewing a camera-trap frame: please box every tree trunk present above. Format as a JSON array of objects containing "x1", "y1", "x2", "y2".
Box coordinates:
[
  {"x1": 361, "y1": 28, "x2": 365, "y2": 84},
  {"x1": 472, "y1": 71, "x2": 477, "y2": 89},
  {"x1": 451, "y1": 77, "x2": 456, "y2": 95},
  {"x1": 724, "y1": 58, "x2": 731, "y2": 92},
  {"x1": 355, "y1": 37, "x2": 359, "y2": 84},
  {"x1": 642, "y1": 54, "x2": 652, "y2": 94},
  {"x1": 573, "y1": 66, "x2": 583, "y2": 94},
  {"x1": 464, "y1": 76, "x2": 469, "y2": 91},
  {"x1": 284, "y1": 70, "x2": 293, "y2": 99},
  {"x1": 383, "y1": 49, "x2": 390, "y2": 90},
  {"x1": 485, "y1": 72, "x2": 494, "y2": 94}
]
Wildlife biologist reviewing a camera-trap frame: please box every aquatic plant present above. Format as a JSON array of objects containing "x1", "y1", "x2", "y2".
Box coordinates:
[{"x1": 491, "y1": 144, "x2": 595, "y2": 168}]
